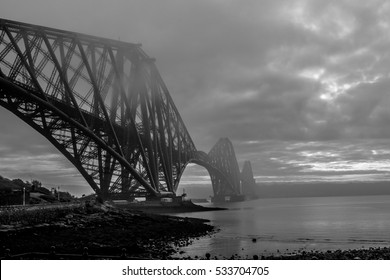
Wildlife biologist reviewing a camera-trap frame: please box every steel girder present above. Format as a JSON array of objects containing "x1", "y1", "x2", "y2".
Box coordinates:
[{"x1": 0, "y1": 18, "x2": 253, "y2": 199}]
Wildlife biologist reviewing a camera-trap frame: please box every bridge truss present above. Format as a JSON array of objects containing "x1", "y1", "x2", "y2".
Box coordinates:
[{"x1": 0, "y1": 19, "x2": 256, "y2": 200}]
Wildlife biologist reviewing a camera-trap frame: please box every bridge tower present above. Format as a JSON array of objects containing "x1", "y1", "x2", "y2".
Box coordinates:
[
  {"x1": 208, "y1": 138, "x2": 245, "y2": 202},
  {"x1": 241, "y1": 160, "x2": 258, "y2": 199}
]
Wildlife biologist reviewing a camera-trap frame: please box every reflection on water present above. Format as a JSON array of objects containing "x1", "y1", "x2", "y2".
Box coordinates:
[{"x1": 170, "y1": 195, "x2": 390, "y2": 258}]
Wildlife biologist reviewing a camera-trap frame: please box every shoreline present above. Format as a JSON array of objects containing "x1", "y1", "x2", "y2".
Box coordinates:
[
  {"x1": 0, "y1": 203, "x2": 215, "y2": 259},
  {"x1": 113, "y1": 200, "x2": 226, "y2": 214},
  {"x1": 1, "y1": 203, "x2": 390, "y2": 260}
]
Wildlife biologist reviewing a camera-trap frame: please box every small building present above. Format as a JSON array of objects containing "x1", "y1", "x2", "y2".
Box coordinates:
[{"x1": 0, "y1": 188, "x2": 30, "y2": 206}]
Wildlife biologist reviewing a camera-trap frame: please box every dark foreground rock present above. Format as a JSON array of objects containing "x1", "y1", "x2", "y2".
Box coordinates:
[{"x1": 0, "y1": 203, "x2": 214, "y2": 259}]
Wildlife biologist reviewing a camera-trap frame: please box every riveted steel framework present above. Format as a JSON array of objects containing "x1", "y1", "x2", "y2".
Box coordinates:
[{"x1": 0, "y1": 19, "x2": 255, "y2": 200}]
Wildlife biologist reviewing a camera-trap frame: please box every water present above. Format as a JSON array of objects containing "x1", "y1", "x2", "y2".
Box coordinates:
[{"x1": 170, "y1": 195, "x2": 390, "y2": 258}]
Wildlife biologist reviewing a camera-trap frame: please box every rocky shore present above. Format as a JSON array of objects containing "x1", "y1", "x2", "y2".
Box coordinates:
[
  {"x1": 190, "y1": 247, "x2": 390, "y2": 260},
  {"x1": 0, "y1": 203, "x2": 214, "y2": 259},
  {"x1": 263, "y1": 247, "x2": 390, "y2": 260}
]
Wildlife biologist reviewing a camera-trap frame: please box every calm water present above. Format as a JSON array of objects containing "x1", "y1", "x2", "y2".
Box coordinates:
[{"x1": 170, "y1": 195, "x2": 390, "y2": 258}]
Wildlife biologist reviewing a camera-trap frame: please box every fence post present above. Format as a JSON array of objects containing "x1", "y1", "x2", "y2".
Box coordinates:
[
  {"x1": 49, "y1": 246, "x2": 56, "y2": 259},
  {"x1": 121, "y1": 248, "x2": 127, "y2": 259},
  {"x1": 82, "y1": 247, "x2": 89, "y2": 259},
  {"x1": 4, "y1": 248, "x2": 10, "y2": 259}
]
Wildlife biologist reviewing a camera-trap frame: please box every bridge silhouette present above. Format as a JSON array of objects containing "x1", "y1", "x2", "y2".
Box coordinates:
[{"x1": 0, "y1": 19, "x2": 256, "y2": 202}]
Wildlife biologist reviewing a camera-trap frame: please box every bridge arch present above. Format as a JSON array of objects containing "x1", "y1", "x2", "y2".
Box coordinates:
[
  {"x1": 174, "y1": 163, "x2": 213, "y2": 198},
  {"x1": 174, "y1": 138, "x2": 243, "y2": 199},
  {"x1": 175, "y1": 155, "x2": 236, "y2": 198}
]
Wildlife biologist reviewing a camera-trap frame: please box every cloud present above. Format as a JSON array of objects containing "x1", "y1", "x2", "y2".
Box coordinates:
[
  {"x1": 2, "y1": 0, "x2": 390, "y2": 145},
  {"x1": 0, "y1": 108, "x2": 86, "y2": 188},
  {"x1": 240, "y1": 139, "x2": 390, "y2": 183},
  {"x1": 1, "y1": 0, "x2": 390, "y2": 190}
]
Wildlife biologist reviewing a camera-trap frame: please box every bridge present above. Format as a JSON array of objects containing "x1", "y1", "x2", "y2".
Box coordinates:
[{"x1": 0, "y1": 19, "x2": 257, "y2": 202}]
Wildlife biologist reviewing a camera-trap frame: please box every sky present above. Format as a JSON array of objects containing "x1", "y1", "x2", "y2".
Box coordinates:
[{"x1": 1, "y1": 0, "x2": 390, "y2": 196}]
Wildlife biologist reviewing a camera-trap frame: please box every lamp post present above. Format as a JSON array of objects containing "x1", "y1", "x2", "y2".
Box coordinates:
[
  {"x1": 57, "y1": 186, "x2": 60, "y2": 201},
  {"x1": 23, "y1": 186, "x2": 26, "y2": 206}
]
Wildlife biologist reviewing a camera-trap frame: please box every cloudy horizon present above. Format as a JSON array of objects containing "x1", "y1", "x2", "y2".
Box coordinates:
[{"x1": 1, "y1": 0, "x2": 390, "y2": 196}]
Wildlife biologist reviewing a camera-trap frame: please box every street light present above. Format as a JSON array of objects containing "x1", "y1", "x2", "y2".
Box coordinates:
[{"x1": 23, "y1": 186, "x2": 25, "y2": 206}]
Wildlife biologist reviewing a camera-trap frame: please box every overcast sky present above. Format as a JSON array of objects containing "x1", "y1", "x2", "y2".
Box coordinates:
[{"x1": 1, "y1": 0, "x2": 390, "y2": 196}]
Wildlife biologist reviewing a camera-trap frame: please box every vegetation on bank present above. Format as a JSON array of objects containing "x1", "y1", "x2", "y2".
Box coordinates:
[
  {"x1": 0, "y1": 174, "x2": 74, "y2": 205},
  {"x1": 0, "y1": 204, "x2": 89, "y2": 225}
]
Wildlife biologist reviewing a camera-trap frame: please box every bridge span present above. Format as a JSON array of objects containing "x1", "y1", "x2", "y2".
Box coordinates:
[{"x1": 0, "y1": 19, "x2": 257, "y2": 202}]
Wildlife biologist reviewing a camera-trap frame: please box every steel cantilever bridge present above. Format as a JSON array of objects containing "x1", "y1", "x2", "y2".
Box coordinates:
[{"x1": 0, "y1": 19, "x2": 257, "y2": 202}]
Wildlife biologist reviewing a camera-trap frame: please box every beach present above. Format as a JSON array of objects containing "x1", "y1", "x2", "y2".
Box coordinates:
[{"x1": 0, "y1": 202, "x2": 214, "y2": 259}]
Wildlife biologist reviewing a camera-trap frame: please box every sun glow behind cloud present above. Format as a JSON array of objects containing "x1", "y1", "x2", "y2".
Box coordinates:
[
  {"x1": 240, "y1": 139, "x2": 390, "y2": 184},
  {"x1": 291, "y1": 159, "x2": 390, "y2": 173}
]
